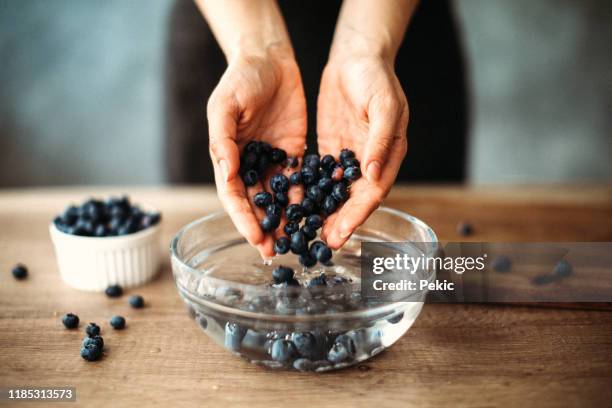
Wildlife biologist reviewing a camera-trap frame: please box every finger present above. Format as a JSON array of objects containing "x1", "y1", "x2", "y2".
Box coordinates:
[
  {"x1": 361, "y1": 95, "x2": 403, "y2": 184},
  {"x1": 212, "y1": 161, "x2": 264, "y2": 248},
  {"x1": 325, "y1": 138, "x2": 407, "y2": 248},
  {"x1": 208, "y1": 96, "x2": 240, "y2": 182}
]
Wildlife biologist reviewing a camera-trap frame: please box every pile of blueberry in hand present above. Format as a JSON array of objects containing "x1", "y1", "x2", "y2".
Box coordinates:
[
  {"x1": 240, "y1": 142, "x2": 361, "y2": 268},
  {"x1": 53, "y1": 196, "x2": 161, "y2": 237}
]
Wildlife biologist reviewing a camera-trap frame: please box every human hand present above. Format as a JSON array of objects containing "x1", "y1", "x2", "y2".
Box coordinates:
[
  {"x1": 317, "y1": 53, "x2": 409, "y2": 249},
  {"x1": 207, "y1": 48, "x2": 307, "y2": 258}
]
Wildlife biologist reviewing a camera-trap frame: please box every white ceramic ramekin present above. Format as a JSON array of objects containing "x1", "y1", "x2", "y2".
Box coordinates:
[{"x1": 49, "y1": 222, "x2": 161, "y2": 291}]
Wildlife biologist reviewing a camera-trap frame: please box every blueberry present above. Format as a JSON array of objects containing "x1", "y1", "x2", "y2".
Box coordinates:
[
  {"x1": 301, "y1": 198, "x2": 316, "y2": 216},
  {"x1": 80, "y1": 344, "x2": 102, "y2": 361},
  {"x1": 261, "y1": 215, "x2": 281, "y2": 232},
  {"x1": 306, "y1": 185, "x2": 323, "y2": 204},
  {"x1": 342, "y1": 157, "x2": 360, "y2": 169},
  {"x1": 260, "y1": 142, "x2": 272, "y2": 156},
  {"x1": 307, "y1": 273, "x2": 327, "y2": 288},
  {"x1": 303, "y1": 154, "x2": 320, "y2": 168},
  {"x1": 82, "y1": 335, "x2": 104, "y2": 350},
  {"x1": 301, "y1": 166, "x2": 318, "y2": 186},
  {"x1": 457, "y1": 221, "x2": 473, "y2": 236},
  {"x1": 301, "y1": 225, "x2": 317, "y2": 241},
  {"x1": 270, "y1": 148, "x2": 287, "y2": 164},
  {"x1": 270, "y1": 339, "x2": 297, "y2": 363},
  {"x1": 274, "y1": 192, "x2": 289, "y2": 208},
  {"x1": 321, "y1": 195, "x2": 338, "y2": 215},
  {"x1": 244, "y1": 141, "x2": 259, "y2": 153},
  {"x1": 74, "y1": 218, "x2": 94, "y2": 236},
  {"x1": 343, "y1": 166, "x2": 361, "y2": 181},
  {"x1": 224, "y1": 322, "x2": 247, "y2": 351},
  {"x1": 265, "y1": 204, "x2": 282, "y2": 217},
  {"x1": 284, "y1": 222, "x2": 299, "y2": 236},
  {"x1": 327, "y1": 334, "x2": 356, "y2": 363},
  {"x1": 289, "y1": 171, "x2": 302, "y2": 185},
  {"x1": 62, "y1": 313, "x2": 79, "y2": 329},
  {"x1": 94, "y1": 224, "x2": 107, "y2": 237},
  {"x1": 305, "y1": 215, "x2": 323, "y2": 230},
  {"x1": 339, "y1": 148, "x2": 355, "y2": 162},
  {"x1": 257, "y1": 154, "x2": 270, "y2": 175},
  {"x1": 293, "y1": 358, "x2": 314, "y2": 371},
  {"x1": 316, "y1": 245, "x2": 332, "y2": 263},
  {"x1": 128, "y1": 295, "x2": 145, "y2": 308},
  {"x1": 553, "y1": 260, "x2": 572, "y2": 278},
  {"x1": 299, "y1": 253, "x2": 317, "y2": 268},
  {"x1": 85, "y1": 322, "x2": 100, "y2": 337},
  {"x1": 242, "y1": 169, "x2": 259, "y2": 187},
  {"x1": 110, "y1": 315, "x2": 126, "y2": 330},
  {"x1": 286, "y1": 204, "x2": 304, "y2": 223},
  {"x1": 310, "y1": 241, "x2": 332, "y2": 263},
  {"x1": 270, "y1": 174, "x2": 289, "y2": 193},
  {"x1": 141, "y1": 212, "x2": 161, "y2": 228},
  {"x1": 332, "y1": 181, "x2": 349, "y2": 202},
  {"x1": 253, "y1": 192, "x2": 273, "y2": 208},
  {"x1": 272, "y1": 265, "x2": 295, "y2": 284},
  {"x1": 274, "y1": 237, "x2": 291, "y2": 255},
  {"x1": 492, "y1": 255, "x2": 512, "y2": 273},
  {"x1": 321, "y1": 154, "x2": 336, "y2": 170},
  {"x1": 11, "y1": 264, "x2": 28, "y2": 280},
  {"x1": 286, "y1": 156, "x2": 299, "y2": 168},
  {"x1": 105, "y1": 284, "x2": 123, "y2": 298},
  {"x1": 291, "y1": 332, "x2": 319, "y2": 359},
  {"x1": 318, "y1": 177, "x2": 333, "y2": 193},
  {"x1": 241, "y1": 151, "x2": 258, "y2": 170},
  {"x1": 290, "y1": 231, "x2": 307, "y2": 254}
]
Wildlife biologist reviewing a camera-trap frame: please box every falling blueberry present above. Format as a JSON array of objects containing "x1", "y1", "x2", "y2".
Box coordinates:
[
  {"x1": 284, "y1": 222, "x2": 299, "y2": 236},
  {"x1": 289, "y1": 172, "x2": 302, "y2": 185},
  {"x1": 261, "y1": 215, "x2": 281, "y2": 232},
  {"x1": 242, "y1": 169, "x2": 259, "y2": 187},
  {"x1": 301, "y1": 225, "x2": 317, "y2": 241},
  {"x1": 270, "y1": 174, "x2": 289, "y2": 193},
  {"x1": 274, "y1": 192, "x2": 289, "y2": 207},
  {"x1": 299, "y1": 253, "x2": 317, "y2": 268},
  {"x1": 306, "y1": 214, "x2": 323, "y2": 230},
  {"x1": 265, "y1": 204, "x2": 282, "y2": 217},
  {"x1": 332, "y1": 181, "x2": 349, "y2": 202},
  {"x1": 301, "y1": 166, "x2": 318, "y2": 186},
  {"x1": 274, "y1": 237, "x2": 291, "y2": 255},
  {"x1": 286, "y1": 204, "x2": 304, "y2": 223},
  {"x1": 272, "y1": 265, "x2": 295, "y2": 284},
  {"x1": 290, "y1": 231, "x2": 307, "y2": 254},
  {"x1": 321, "y1": 195, "x2": 338, "y2": 215}
]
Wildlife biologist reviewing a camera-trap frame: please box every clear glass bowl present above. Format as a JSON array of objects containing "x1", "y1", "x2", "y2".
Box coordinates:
[{"x1": 171, "y1": 207, "x2": 437, "y2": 372}]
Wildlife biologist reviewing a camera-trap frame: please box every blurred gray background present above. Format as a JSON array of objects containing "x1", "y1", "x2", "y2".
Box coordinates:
[{"x1": 1, "y1": 0, "x2": 611, "y2": 186}]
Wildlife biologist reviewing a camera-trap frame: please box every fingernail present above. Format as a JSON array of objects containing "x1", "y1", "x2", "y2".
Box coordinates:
[
  {"x1": 366, "y1": 161, "x2": 382, "y2": 183},
  {"x1": 219, "y1": 159, "x2": 229, "y2": 182}
]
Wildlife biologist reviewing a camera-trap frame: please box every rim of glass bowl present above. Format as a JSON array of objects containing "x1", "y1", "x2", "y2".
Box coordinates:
[{"x1": 170, "y1": 207, "x2": 438, "y2": 322}]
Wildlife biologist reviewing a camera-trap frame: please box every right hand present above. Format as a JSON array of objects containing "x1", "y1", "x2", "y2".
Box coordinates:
[{"x1": 207, "y1": 48, "x2": 307, "y2": 258}]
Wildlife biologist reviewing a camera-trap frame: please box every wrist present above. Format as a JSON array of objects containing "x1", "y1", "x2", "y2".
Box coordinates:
[
  {"x1": 329, "y1": 27, "x2": 397, "y2": 66},
  {"x1": 228, "y1": 34, "x2": 294, "y2": 63}
]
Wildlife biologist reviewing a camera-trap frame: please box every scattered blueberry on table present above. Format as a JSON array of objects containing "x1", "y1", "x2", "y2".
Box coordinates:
[
  {"x1": 105, "y1": 284, "x2": 123, "y2": 298},
  {"x1": 85, "y1": 322, "x2": 101, "y2": 337},
  {"x1": 53, "y1": 195, "x2": 161, "y2": 237},
  {"x1": 492, "y1": 255, "x2": 512, "y2": 273},
  {"x1": 110, "y1": 315, "x2": 126, "y2": 330},
  {"x1": 80, "y1": 343, "x2": 102, "y2": 362},
  {"x1": 456, "y1": 221, "x2": 474, "y2": 236},
  {"x1": 62, "y1": 313, "x2": 80, "y2": 329},
  {"x1": 553, "y1": 260, "x2": 573, "y2": 278},
  {"x1": 128, "y1": 295, "x2": 145, "y2": 309},
  {"x1": 11, "y1": 264, "x2": 28, "y2": 280},
  {"x1": 239, "y1": 142, "x2": 362, "y2": 268}
]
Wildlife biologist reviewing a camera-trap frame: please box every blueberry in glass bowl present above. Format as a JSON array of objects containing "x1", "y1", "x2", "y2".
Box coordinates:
[
  {"x1": 171, "y1": 208, "x2": 437, "y2": 372},
  {"x1": 50, "y1": 196, "x2": 162, "y2": 291}
]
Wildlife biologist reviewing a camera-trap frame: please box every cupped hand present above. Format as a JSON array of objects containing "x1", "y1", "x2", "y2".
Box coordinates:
[
  {"x1": 317, "y1": 54, "x2": 409, "y2": 249},
  {"x1": 207, "y1": 50, "x2": 307, "y2": 258}
]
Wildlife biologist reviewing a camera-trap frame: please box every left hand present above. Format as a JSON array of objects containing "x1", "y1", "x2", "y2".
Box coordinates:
[{"x1": 317, "y1": 53, "x2": 409, "y2": 249}]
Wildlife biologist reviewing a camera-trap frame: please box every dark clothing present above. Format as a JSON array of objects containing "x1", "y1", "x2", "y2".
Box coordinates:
[{"x1": 165, "y1": 0, "x2": 469, "y2": 183}]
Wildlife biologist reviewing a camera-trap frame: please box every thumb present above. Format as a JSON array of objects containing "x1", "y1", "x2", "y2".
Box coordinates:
[
  {"x1": 362, "y1": 96, "x2": 402, "y2": 184},
  {"x1": 207, "y1": 97, "x2": 240, "y2": 182}
]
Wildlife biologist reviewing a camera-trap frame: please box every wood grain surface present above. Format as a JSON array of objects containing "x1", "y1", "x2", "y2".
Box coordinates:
[{"x1": 1, "y1": 185, "x2": 611, "y2": 407}]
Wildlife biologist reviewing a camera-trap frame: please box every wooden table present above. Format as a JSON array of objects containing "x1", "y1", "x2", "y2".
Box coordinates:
[{"x1": 1, "y1": 185, "x2": 611, "y2": 407}]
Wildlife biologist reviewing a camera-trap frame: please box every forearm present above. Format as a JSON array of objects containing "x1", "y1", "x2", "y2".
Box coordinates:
[
  {"x1": 194, "y1": 0, "x2": 293, "y2": 61},
  {"x1": 330, "y1": 0, "x2": 419, "y2": 62}
]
